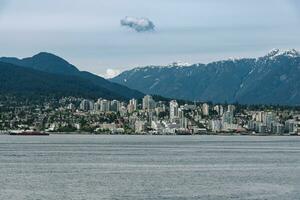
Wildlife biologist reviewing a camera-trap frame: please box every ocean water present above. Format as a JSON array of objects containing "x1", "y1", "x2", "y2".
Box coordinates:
[{"x1": 0, "y1": 135, "x2": 300, "y2": 200}]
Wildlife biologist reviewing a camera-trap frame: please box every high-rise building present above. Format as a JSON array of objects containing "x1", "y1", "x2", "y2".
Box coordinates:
[
  {"x1": 156, "y1": 101, "x2": 166, "y2": 111},
  {"x1": 227, "y1": 105, "x2": 236, "y2": 113},
  {"x1": 213, "y1": 105, "x2": 219, "y2": 114},
  {"x1": 169, "y1": 100, "x2": 179, "y2": 121},
  {"x1": 93, "y1": 99, "x2": 110, "y2": 112},
  {"x1": 155, "y1": 101, "x2": 166, "y2": 116},
  {"x1": 264, "y1": 112, "x2": 276, "y2": 129},
  {"x1": 285, "y1": 120, "x2": 297, "y2": 133},
  {"x1": 135, "y1": 120, "x2": 147, "y2": 133},
  {"x1": 271, "y1": 123, "x2": 284, "y2": 134},
  {"x1": 219, "y1": 105, "x2": 224, "y2": 116},
  {"x1": 202, "y1": 103, "x2": 209, "y2": 116},
  {"x1": 67, "y1": 103, "x2": 75, "y2": 110},
  {"x1": 142, "y1": 95, "x2": 155, "y2": 111},
  {"x1": 222, "y1": 111, "x2": 234, "y2": 124},
  {"x1": 80, "y1": 99, "x2": 94, "y2": 111},
  {"x1": 119, "y1": 105, "x2": 127, "y2": 116},
  {"x1": 178, "y1": 107, "x2": 188, "y2": 129},
  {"x1": 100, "y1": 99, "x2": 110, "y2": 112},
  {"x1": 210, "y1": 120, "x2": 222, "y2": 132},
  {"x1": 94, "y1": 102, "x2": 101, "y2": 111},
  {"x1": 253, "y1": 111, "x2": 265, "y2": 122},
  {"x1": 94, "y1": 99, "x2": 102, "y2": 111},
  {"x1": 257, "y1": 123, "x2": 267, "y2": 133},
  {"x1": 128, "y1": 98, "x2": 137, "y2": 113},
  {"x1": 110, "y1": 100, "x2": 121, "y2": 112},
  {"x1": 213, "y1": 105, "x2": 224, "y2": 116}
]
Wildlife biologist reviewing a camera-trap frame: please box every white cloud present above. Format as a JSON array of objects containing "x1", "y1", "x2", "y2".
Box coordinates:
[
  {"x1": 121, "y1": 16, "x2": 155, "y2": 32},
  {"x1": 100, "y1": 68, "x2": 121, "y2": 79}
]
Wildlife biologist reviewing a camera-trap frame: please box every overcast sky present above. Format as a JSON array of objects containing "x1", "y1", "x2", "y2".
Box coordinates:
[{"x1": 0, "y1": 0, "x2": 300, "y2": 78}]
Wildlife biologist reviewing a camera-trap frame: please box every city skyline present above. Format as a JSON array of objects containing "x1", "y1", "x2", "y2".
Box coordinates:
[
  {"x1": 1, "y1": 93, "x2": 299, "y2": 135},
  {"x1": 1, "y1": 0, "x2": 300, "y2": 78}
]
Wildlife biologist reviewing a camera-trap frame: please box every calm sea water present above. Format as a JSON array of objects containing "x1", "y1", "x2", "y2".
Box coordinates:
[{"x1": 0, "y1": 135, "x2": 300, "y2": 200}]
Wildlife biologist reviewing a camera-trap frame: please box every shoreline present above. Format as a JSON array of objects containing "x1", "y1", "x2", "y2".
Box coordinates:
[
  {"x1": 1, "y1": 131, "x2": 299, "y2": 136},
  {"x1": 46, "y1": 131, "x2": 300, "y2": 136}
]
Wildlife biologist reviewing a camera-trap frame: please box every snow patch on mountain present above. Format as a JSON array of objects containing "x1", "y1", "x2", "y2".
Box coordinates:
[
  {"x1": 150, "y1": 78, "x2": 160, "y2": 89},
  {"x1": 121, "y1": 49, "x2": 299, "y2": 78},
  {"x1": 168, "y1": 61, "x2": 191, "y2": 67},
  {"x1": 265, "y1": 49, "x2": 300, "y2": 59}
]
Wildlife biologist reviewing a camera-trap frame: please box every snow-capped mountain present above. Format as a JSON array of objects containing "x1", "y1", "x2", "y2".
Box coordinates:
[
  {"x1": 264, "y1": 49, "x2": 300, "y2": 59},
  {"x1": 112, "y1": 49, "x2": 300, "y2": 105}
]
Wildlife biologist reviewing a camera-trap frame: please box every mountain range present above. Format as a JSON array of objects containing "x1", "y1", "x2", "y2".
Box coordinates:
[
  {"x1": 0, "y1": 52, "x2": 144, "y2": 100},
  {"x1": 112, "y1": 49, "x2": 300, "y2": 105},
  {"x1": 2, "y1": 49, "x2": 300, "y2": 105}
]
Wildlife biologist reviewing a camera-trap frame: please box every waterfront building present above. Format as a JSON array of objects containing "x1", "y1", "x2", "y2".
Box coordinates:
[
  {"x1": 271, "y1": 123, "x2": 284, "y2": 134},
  {"x1": 210, "y1": 120, "x2": 222, "y2": 132},
  {"x1": 135, "y1": 120, "x2": 147, "y2": 133},
  {"x1": 222, "y1": 111, "x2": 234, "y2": 124},
  {"x1": 178, "y1": 107, "x2": 188, "y2": 129},
  {"x1": 151, "y1": 120, "x2": 164, "y2": 133},
  {"x1": 257, "y1": 123, "x2": 267, "y2": 133},
  {"x1": 264, "y1": 112, "x2": 276, "y2": 130},
  {"x1": 285, "y1": 120, "x2": 297, "y2": 133},
  {"x1": 222, "y1": 122, "x2": 239, "y2": 131}
]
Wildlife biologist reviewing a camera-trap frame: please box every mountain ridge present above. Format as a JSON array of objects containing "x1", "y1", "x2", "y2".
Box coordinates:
[
  {"x1": 0, "y1": 52, "x2": 144, "y2": 100},
  {"x1": 0, "y1": 61, "x2": 125, "y2": 99},
  {"x1": 112, "y1": 49, "x2": 300, "y2": 105}
]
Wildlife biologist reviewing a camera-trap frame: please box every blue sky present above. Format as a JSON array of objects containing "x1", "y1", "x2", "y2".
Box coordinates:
[{"x1": 0, "y1": 0, "x2": 300, "y2": 78}]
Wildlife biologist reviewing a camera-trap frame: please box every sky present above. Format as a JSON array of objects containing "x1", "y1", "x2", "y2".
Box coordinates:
[{"x1": 0, "y1": 0, "x2": 300, "y2": 78}]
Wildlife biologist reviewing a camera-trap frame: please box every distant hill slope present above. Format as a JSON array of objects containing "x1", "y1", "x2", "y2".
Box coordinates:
[
  {"x1": 112, "y1": 49, "x2": 300, "y2": 105},
  {"x1": 0, "y1": 62, "x2": 124, "y2": 99},
  {"x1": 0, "y1": 52, "x2": 79, "y2": 75},
  {"x1": 0, "y1": 52, "x2": 144, "y2": 100}
]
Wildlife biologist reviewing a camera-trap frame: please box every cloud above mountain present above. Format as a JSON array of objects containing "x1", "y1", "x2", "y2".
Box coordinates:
[
  {"x1": 100, "y1": 68, "x2": 121, "y2": 79},
  {"x1": 120, "y1": 16, "x2": 155, "y2": 32}
]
